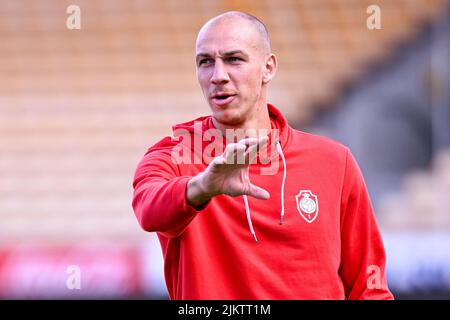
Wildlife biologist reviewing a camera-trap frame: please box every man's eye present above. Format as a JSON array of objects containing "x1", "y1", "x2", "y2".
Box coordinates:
[
  {"x1": 199, "y1": 59, "x2": 213, "y2": 66},
  {"x1": 227, "y1": 57, "x2": 242, "y2": 63}
]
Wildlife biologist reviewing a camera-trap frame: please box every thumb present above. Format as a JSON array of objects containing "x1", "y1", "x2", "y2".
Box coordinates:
[{"x1": 246, "y1": 183, "x2": 270, "y2": 200}]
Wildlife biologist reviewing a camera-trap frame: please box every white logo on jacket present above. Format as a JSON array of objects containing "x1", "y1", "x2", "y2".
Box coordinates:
[{"x1": 295, "y1": 190, "x2": 319, "y2": 223}]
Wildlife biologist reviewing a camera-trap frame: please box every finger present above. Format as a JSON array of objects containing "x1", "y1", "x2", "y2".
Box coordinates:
[
  {"x1": 246, "y1": 183, "x2": 270, "y2": 200},
  {"x1": 238, "y1": 136, "x2": 269, "y2": 164},
  {"x1": 245, "y1": 135, "x2": 269, "y2": 162},
  {"x1": 224, "y1": 143, "x2": 238, "y2": 164},
  {"x1": 243, "y1": 135, "x2": 269, "y2": 145},
  {"x1": 244, "y1": 144, "x2": 258, "y2": 164},
  {"x1": 242, "y1": 135, "x2": 269, "y2": 150},
  {"x1": 235, "y1": 143, "x2": 247, "y2": 165},
  {"x1": 212, "y1": 155, "x2": 226, "y2": 165},
  {"x1": 237, "y1": 137, "x2": 259, "y2": 147},
  {"x1": 257, "y1": 135, "x2": 269, "y2": 147},
  {"x1": 224, "y1": 143, "x2": 247, "y2": 164}
]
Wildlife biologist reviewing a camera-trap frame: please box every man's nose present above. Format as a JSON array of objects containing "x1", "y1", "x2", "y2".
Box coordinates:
[{"x1": 211, "y1": 60, "x2": 229, "y2": 85}]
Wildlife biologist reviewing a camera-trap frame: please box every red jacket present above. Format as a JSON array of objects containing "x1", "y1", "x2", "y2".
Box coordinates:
[{"x1": 132, "y1": 104, "x2": 394, "y2": 300}]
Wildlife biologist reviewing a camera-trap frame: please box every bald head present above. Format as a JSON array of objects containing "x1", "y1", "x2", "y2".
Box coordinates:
[
  {"x1": 196, "y1": 11, "x2": 271, "y2": 55},
  {"x1": 195, "y1": 11, "x2": 278, "y2": 127}
]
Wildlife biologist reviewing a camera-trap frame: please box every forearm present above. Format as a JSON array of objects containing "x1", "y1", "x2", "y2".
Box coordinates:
[{"x1": 132, "y1": 176, "x2": 204, "y2": 238}]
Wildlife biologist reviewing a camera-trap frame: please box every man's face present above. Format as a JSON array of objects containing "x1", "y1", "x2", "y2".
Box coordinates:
[{"x1": 195, "y1": 18, "x2": 268, "y2": 126}]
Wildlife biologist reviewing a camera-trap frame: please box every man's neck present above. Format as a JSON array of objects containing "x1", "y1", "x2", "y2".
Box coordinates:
[{"x1": 212, "y1": 104, "x2": 272, "y2": 139}]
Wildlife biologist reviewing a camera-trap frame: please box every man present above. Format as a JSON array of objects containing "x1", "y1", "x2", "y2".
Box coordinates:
[{"x1": 132, "y1": 11, "x2": 394, "y2": 299}]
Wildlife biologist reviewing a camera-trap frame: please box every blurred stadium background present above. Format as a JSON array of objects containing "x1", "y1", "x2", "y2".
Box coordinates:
[{"x1": 0, "y1": 0, "x2": 449, "y2": 299}]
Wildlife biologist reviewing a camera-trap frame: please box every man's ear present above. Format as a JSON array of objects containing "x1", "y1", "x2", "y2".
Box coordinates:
[{"x1": 262, "y1": 54, "x2": 277, "y2": 84}]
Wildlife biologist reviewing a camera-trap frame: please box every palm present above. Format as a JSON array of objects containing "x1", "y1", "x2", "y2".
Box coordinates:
[
  {"x1": 201, "y1": 136, "x2": 270, "y2": 200},
  {"x1": 208, "y1": 161, "x2": 250, "y2": 197}
]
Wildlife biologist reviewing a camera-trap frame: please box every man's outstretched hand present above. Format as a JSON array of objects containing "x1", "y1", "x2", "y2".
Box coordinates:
[{"x1": 187, "y1": 136, "x2": 270, "y2": 209}]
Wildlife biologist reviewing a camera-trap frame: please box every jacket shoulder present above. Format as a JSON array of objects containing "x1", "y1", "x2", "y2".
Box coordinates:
[{"x1": 291, "y1": 129, "x2": 349, "y2": 155}]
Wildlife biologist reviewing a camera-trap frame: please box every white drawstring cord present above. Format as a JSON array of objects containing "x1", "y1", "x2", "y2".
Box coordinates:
[
  {"x1": 276, "y1": 141, "x2": 287, "y2": 225},
  {"x1": 243, "y1": 140, "x2": 287, "y2": 241},
  {"x1": 243, "y1": 195, "x2": 258, "y2": 242}
]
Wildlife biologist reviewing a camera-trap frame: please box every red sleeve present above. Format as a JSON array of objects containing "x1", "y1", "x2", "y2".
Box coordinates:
[
  {"x1": 132, "y1": 145, "x2": 206, "y2": 239},
  {"x1": 339, "y1": 148, "x2": 394, "y2": 300}
]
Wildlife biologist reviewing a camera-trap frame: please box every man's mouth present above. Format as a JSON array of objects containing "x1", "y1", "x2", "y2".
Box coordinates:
[{"x1": 211, "y1": 93, "x2": 237, "y2": 106}]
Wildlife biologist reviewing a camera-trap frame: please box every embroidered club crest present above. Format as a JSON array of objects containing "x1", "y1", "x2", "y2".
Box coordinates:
[{"x1": 296, "y1": 190, "x2": 319, "y2": 223}]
